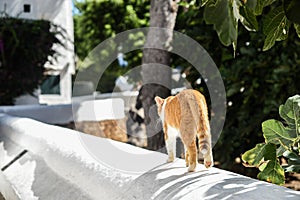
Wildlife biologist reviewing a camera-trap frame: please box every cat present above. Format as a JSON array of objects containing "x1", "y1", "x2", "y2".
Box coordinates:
[{"x1": 155, "y1": 89, "x2": 213, "y2": 172}]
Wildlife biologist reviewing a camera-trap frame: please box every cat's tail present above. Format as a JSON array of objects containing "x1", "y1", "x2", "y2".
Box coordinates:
[
  {"x1": 197, "y1": 124, "x2": 211, "y2": 155},
  {"x1": 191, "y1": 92, "x2": 211, "y2": 155},
  {"x1": 187, "y1": 90, "x2": 213, "y2": 168}
]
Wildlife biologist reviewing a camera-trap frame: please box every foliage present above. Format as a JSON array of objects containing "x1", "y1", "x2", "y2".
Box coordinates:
[
  {"x1": 73, "y1": 0, "x2": 150, "y2": 92},
  {"x1": 0, "y1": 16, "x2": 61, "y2": 105},
  {"x1": 74, "y1": 0, "x2": 149, "y2": 60},
  {"x1": 73, "y1": 0, "x2": 300, "y2": 182},
  {"x1": 242, "y1": 95, "x2": 300, "y2": 185},
  {"x1": 216, "y1": 29, "x2": 300, "y2": 173},
  {"x1": 74, "y1": 0, "x2": 300, "y2": 91},
  {"x1": 202, "y1": 0, "x2": 300, "y2": 52},
  {"x1": 173, "y1": 2, "x2": 300, "y2": 175}
]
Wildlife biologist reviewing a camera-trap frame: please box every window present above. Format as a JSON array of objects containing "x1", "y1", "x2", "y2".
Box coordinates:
[
  {"x1": 41, "y1": 75, "x2": 61, "y2": 95},
  {"x1": 23, "y1": 4, "x2": 31, "y2": 13}
]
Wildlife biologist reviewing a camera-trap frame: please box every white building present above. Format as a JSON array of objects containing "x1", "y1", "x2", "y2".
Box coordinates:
[{"x1": 0, "y1": 0, "x2": 75, "y2": 105}]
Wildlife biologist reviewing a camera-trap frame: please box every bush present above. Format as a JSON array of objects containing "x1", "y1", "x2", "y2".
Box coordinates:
[
  {"x1": 0, "y1": 16, "x2": 62, "y2": 105},
  {"x1": 242, "y1": 95, "x2": 300, "y2": 185},
  {"x1": 215, "y1": 29, "x2": 300, "y2": 172}
]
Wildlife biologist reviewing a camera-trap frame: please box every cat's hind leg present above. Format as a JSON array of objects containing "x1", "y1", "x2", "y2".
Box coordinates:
[
  {"x1": 164, "y1": 125, "x2": 177, "y2": 163},
  {"x1": 180, "y1": 124, "x2": 197, "y2": 171},
  {"x1": 186, "y1": 140, "x2": 197, "y2": 172},
  {"x1": 185, "y1": 148, "x2": 189, "y2": 167}
]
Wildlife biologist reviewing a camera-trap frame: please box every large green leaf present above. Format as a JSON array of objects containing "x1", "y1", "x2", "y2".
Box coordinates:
[
  {"x1": 246, "y1": 0, "x2": 276, "y2": 15},
  {"x1": 257, "y1": 160, "x2": 285, "y2": 185},
  {"x1": 279, "y1": 95, "x2": 300, "y2": 133},
  {"x1": 262, "y1": 119, "x2": 297, "y2": 145},
  {"x1": 242, "y1": 143, "x2": 276, "y2": 167},
  {"x1": 239, "y1": 5, "x2": 258, "y2": 31},
  {"x1": 284, "y1": 0, "x2": 300, "y2": 24},
  {"x1": 204, "y1": 0, "x2": 239, "y2": 47},
  {"x1": 263, "y1": 6, "x2": 290, "y2": 51}
]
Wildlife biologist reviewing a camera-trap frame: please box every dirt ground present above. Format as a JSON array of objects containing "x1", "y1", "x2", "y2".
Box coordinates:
[{"x1": 285, "y1": 173, "x2": 300, "y2": 191}]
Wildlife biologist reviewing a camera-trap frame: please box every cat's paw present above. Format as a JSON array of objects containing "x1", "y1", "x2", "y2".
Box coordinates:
[
  {"x1": 185, "y1": 162, "x2": 189, "y2": 167},
  {"x1": 204, "y1": 154, "x2": 214, "y2": 168},
  {"x1": 167, "y1": 157, "x2": 174, "y2": 163},
  {"x1": 204, "y1": 161, "x2": 213, "y2": 168},
  {"x1": 188, "y1": 163, "x2": 197, "y2": 172}
]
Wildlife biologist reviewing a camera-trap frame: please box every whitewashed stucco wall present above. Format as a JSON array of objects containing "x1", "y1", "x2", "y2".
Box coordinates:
[{"x1": 0, "y1": 114, "x2": 299, "y2": 200}]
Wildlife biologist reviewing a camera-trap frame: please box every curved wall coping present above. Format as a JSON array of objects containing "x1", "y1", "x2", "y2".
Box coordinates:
[
  {"x1": 0, "y1": 98, "x2": 125, "y2": 125},
  {"x1": 0, "y1": 114, "x2": 299, "y2": 199}
]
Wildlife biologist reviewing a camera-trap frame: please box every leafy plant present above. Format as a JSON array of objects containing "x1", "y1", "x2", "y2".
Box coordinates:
[
  {"x1": 202, "y1": 0, "x2": 300, "y2": 52},
  {"x1": 242, "y1": 95, "x2": 300, "y2": 185},
  {"x1": 73, "y1": 0, "x2": 150, "y2": 92},
  {"x1": 0, "y1": 16, "x2": 63, "y2": 105},
  {"x1": 174, "y1": 2, "x2": 300, "y2": 175},
  {"x1": 73, "y1": 1, "x2": 300, "y2": 178}
]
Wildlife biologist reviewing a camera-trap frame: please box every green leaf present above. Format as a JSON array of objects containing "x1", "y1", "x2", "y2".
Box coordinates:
[
  {"x1": 284, "y1": 0, "x2": 300, "y2": 24},
  {"x1": 258, "y1": 161, "x2": 268, "y2": 171},
  {"x1": 179, "y1": 0, "x2": 197, "y2": 8},
  {"x1": 283, "y1": 150, "x2": 300, "y2": 162},
  {"x1": 263, "y1": 6, "x2": 290, "y2": 51},
  {"x1": 262, "y1": 119, "x2": 297, "y2": 145},
  {"x1": 245, "y1": 0, "x2": 257, "y2": 11},
  {"x1": 294, "y1": 24, "x2": 300, "y2": 38},
  {"x1": 276, "y1": 145, "x2": 286, "y2": 157},
  {"x1": 264, "y1": 143, "x2": 277, "y2": 161},
  {"x1": 283, "y1": 150, "x2": 300, "y2": 173},
  {"x1": 279, "y1": 95, "x2": 300, "y2": 133},
  {"x1": 249, "y1": 0, "x2": 276, "y2": 15},
  {"x1": 257, "y1": 160, "x2": 285, "y2": 185},
  {"x1": 242, "y1": 143, "x2": 276, "y2": 167},
  {"x1": 204, "y1": 0, "x2": 239, "y2": 47},
  {"x1": 201, "y1": 0, "x2": 215, "y2": 7},
  {"x1": 226, "y1": 83, "x2": 240, "y2": 97},
  {"x1": 242, "y1": 143, "x2": 264, "y2": 166},
  {"x1": 240, "y1": 6, "x2": 258, "y2": 31},
  {"x1": 284, "y1": 164, "x2": 300, "y2": 173}
]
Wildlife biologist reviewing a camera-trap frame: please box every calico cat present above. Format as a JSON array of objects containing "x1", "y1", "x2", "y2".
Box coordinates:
[{"x1": 155, "y1": 89, "x2": 213, "y2": 172}]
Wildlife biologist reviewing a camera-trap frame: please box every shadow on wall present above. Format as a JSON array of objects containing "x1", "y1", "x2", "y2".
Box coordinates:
[
  {"x1": 0, "y1": 114, "x2": 299, "y2": 200},
  {"x1": 30, "y1": 155, "x2": 91, "y2": 199},
  {"x1": 119, "y1": 162, "x2": 299, "y2": 200},
  {"x1": 124, "y1": 168, "x2": 218, "y2": 200},
  {"x1": 0, "y1": 140, "x2": 92, "y2": 200}
]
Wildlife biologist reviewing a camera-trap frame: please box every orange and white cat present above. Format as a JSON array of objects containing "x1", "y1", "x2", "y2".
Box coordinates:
[{"x1": 155, "y1": 89, "x2": 213, "y2": 172}]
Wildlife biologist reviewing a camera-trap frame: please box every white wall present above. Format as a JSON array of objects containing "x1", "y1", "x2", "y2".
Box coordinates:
[
  {"x1": 0, "y1": 114, "x2": 300, "y2": 199},
  {"x1": 0, "y1": 98, "x2": 125, "y2": 124}
]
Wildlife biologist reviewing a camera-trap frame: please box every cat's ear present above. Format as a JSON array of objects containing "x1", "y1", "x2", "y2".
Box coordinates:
[{"x1": 155, "y1": 96, "x2": 164, "y2": 105}]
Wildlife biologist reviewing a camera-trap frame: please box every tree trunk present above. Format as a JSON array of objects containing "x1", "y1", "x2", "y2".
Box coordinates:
[{"x1": 141, "y1": 0, "x2": 178, "y2": 151}]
